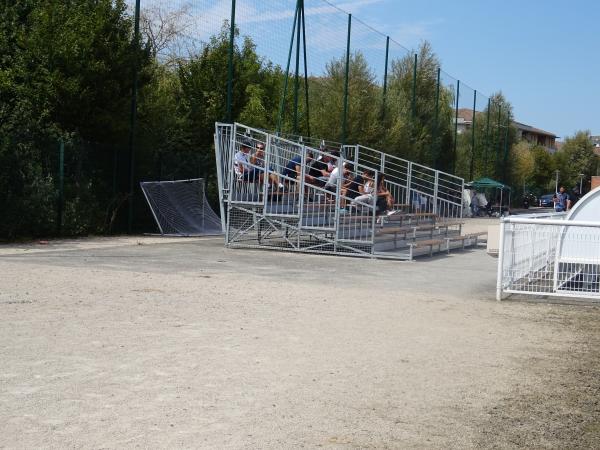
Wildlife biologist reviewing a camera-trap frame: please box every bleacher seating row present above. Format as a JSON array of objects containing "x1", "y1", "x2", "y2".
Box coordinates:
[{"x1": 216, "y1": 122, "x2": 482, "y2": 261}]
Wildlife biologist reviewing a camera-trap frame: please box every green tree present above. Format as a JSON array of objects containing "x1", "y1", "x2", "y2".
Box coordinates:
[
  {"x1": 308, "y1": 51, "x2": 382, "y2": 146},
  {"x1": 473, "y1": 92, "x2": 516, "y2": 183},
  {"x1": 553, "y1": 131, "x2": 597, "y2": 190},
  {"x1": 147, "y1": 25, "x2": 282, "y2": 202},
  {"x1": 384, "y1": 42, "x2": 454, "y2": 170},
  {"x1": 529, "y1": 145, "x2": 556, "y2": 192},
  {"x1": 0, "y1": 0, "x2": 149, "y2": 238}
]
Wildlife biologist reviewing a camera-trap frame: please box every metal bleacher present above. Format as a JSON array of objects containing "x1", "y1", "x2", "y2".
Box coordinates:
[{"x1": 214, "y1": 122, "x2": 477, "y2": 261}]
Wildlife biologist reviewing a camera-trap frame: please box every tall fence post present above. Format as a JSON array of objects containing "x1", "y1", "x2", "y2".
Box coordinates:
[
  {"x1": 411, "y1": 53, "x2": 417, "y2": 120},
  {"x1": 484, "y1": 98, "x2": 491, "y2": 174},
  {"x1": 469, "y1": 90, "x2": 477, "y2": 180},
  {"x1": 405, "y1": 162, "x2": 412, "y2": 206},
  {"x1": 276, "y1": 3, "x2": 299, "y2": 134},
  {"x1": 453, "y1": 79, "x2": 460, "y2": 174},
  {"x1": 503, "y1": 114, "x2": 510, "y2": 183},
  {"x1": 341, "y1": 13, "x2": 352, "y2": 145},
  {"x1": 496, "y1": 104, "x2": 502, "y2": 178},
  {"x1": 57, "y1": 139, "x2": 65, "y2": 235},
  {"x1": 300, "y1": 0, "x2": 310, "y2": 136},
  {"x1": 127, "y1": 0, "x2": 141, "y2": 234},
  {"x1": 433, "y1": 170, "x2": 439, "y2": 215},
  {"x1": 381, "y1": 36, "x2": 390, "y2": 121},
  {"x1": 433, "y1": 67, "x2": 441, "y2": 169},
  {"x1": 226, "y1": 0, "x2": 236, "y2": 123},
  {"x1": 292, "y1": 0, "x2": 301, "y2": 134}
]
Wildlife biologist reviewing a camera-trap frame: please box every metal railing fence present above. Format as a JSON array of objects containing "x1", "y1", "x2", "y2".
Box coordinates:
[
  {"x1": 497, "y1": 215, "x2": 600, "y2": 301},
  {"x1": 215, "y1": 121, "x2": 466, "y2": 259},
  {"x1": 222, "y1": 122, "x2": 381, "y2": 257}
]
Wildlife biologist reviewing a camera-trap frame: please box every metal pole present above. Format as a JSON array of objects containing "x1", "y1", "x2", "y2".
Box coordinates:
[
  {"x1": 433, "y1": 170, "x2": 439, "y2": 215},
  {"x1": 469, "y1": 90, "x2": 477, "y2": 180},
  {"x1": 496, "y1": 219, "x2": 506, "y2": 301},
  {"x1": 411, "y1": 53, "x2": 418, "y2": 120},
  {"x1": 292, "y1": 0, "x2": 301, "y2": 134},
  {"x1": 496, "y1": 104, "x2": 502, "y2": 178},
  {"x1": 127, "y1": 0, "x2": 141, "y2": 234},
  {"x1": 452, "y1": 80, "x2": 460, "y2": 173},
  {"x1": 300, "y1": 1, "x2": 310, "y2": 137},
  {"x1": 381, "y1": 36, "x2": 390, "y2": 121},
  {"x1": 341, "y1": 13, "x2": 352, "y2": 145},
  {"x1": 276, "y1": 4, "x2": 299, "y2": 134},
  {"x1": 213, "y1": 131, "x2": 226, "y2": 233},
  {"x1": 579, "y1": 173, "x2": 584, "y2": 194},
  {"x1": 226, "y1": 0, "x2": 236, "y2": 122},
  {"x1": 433, "y1": 67, "x2": 440, "y2": 169},
  {"x1": 484, "y1": 98, "x2": 491, "y2": 174},
  {"x1": 370, "y1": 171, "x2": 378, "y2": 257},
  {"x1": 555, "y1": 170, "x2": 559, "y2": 193},
  {"x1": 503, "y1": 115, "x2": 510, "y2": 183},
  {"x1": 57, "y1": 139, "x2": 64, "y2": 235}
]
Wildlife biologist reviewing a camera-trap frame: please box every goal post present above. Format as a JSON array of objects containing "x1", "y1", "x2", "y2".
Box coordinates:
[{"x1": 140, "y1": 178, "x2": 223, "y2": 236}]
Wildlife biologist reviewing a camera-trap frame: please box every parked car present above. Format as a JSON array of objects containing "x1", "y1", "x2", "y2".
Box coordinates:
[{"x1": 539, "y1": 193, "x2": 555, "y2": 207}]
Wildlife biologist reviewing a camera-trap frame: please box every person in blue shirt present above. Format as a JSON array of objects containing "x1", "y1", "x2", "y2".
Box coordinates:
[
  {"x1": 553, "y1": 186, "x2": 571, "y2": 212},
  {"x1": 283, "y1": 152, "x2": 314, "y2": 180}
]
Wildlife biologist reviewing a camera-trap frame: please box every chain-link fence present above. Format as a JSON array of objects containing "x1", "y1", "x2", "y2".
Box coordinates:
[{"x1": 2, "y1": 0, "x2": 516, "y2": 238}]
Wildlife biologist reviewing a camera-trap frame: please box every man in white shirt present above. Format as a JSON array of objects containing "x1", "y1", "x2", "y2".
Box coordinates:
[
  {"x1": 325, "y1": 159, "x2": 343, "y2": 190},
  {"x1": 234, "y1": 138, "x2": 254, "y2": 180}
]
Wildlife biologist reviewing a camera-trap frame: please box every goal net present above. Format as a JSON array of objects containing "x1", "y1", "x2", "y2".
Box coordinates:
[{"x1": 140, "y1": 178, "x2": 223, "y2": 236}]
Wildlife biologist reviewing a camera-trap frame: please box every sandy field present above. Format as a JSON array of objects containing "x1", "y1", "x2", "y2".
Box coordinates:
[{"x1": 1, "y1": 218, "x2": 600, "y2": 449}]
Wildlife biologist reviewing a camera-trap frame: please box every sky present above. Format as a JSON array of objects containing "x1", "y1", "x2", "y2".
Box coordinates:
[
  {"x1": 322, "y1": 0, "x2": 599, "y2": 139},
  {"x1": 142, "y1": 0, "x2": 599, "y2": 139}
]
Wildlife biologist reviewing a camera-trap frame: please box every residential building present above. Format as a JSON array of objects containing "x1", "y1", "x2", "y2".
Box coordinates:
[
  {"x1": 454, "y1": 109, "x2": 557, "y2": 151},
  {"x1": 513, "y1": 121, "x2": 557, "y2": 151},
  {"x1": 455, "y1": 108, "x2": 474, "y2": 135}
]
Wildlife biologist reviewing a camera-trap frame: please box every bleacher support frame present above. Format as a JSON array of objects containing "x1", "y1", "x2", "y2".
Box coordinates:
[{"x1": 215, "y1": 122, "x2": 464, "y2": 260}]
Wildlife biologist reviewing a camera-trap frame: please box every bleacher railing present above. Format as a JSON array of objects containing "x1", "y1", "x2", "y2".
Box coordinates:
[
  {"x1": 263, "y1": 129, "x2": 464, "y2": 221},
  {"x1": 215, "y1": 122, "x2": 464, "y2": 259}
]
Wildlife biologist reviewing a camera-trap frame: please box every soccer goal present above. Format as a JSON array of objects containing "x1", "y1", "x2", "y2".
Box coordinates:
[{"x1": 140, "y1": 178, "x2": 223, "y2": 236}]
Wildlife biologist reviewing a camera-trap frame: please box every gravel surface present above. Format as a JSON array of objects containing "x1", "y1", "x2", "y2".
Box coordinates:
[{"x1": 1, "y1": 224, "x2": 599, "y2": 448}]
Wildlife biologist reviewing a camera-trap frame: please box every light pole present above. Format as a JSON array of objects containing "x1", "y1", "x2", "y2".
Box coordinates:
[
  {"x1": 554, "y1": 169, "x2": 560, "y2": 193},
  {"x1": 579, "y1": 173, "x2": 585, "y2": 195}
]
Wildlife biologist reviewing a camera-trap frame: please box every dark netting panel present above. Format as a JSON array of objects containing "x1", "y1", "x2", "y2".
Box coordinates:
[{"x1": 140, "y1": 178, "x2": 223, "y2": 235}]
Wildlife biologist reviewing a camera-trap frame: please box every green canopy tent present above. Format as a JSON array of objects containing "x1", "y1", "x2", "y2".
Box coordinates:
[{"x1": 466, "y1": 177, "x2": 511, "y2": 215}]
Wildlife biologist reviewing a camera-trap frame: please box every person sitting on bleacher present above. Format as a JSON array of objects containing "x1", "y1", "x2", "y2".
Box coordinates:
[
  {"x1": 376, "y1": 174, "x2": 394, "y2": 214},
  {"x1": 325, "y1": 159, "x2": 346, "y2": 191},
  {"x1": 234, "y1": 138, "x2": 258, "y2": 181},
  {"x1": 351, "y1": 170, "x2": 375, "y2": 206},
  {"x1": 283, "y1": 151, "x2": 318, "y2": 184},
  {"x1": 283, "y1": 153, "x2": 303, "y2": 180},
  {"x1": 250, "y1": 142, "x2": 282, "y2": 190},
  {"x1": 327, "y1": 150, "x2": 340, "y2": 172},
  {"x1": 282, "y1": 151, "x2": 329, "y2": 190},
  {"x1": 350, "y1": 171, "x2": 393, "y2": 213},
  {"x1": 324, "y1": 161, "x2": 353, "y2": 207},
  {"x1": 344, "y1": 168, "x2": 368, "y2": 200},
  {"x1": 307, "y1": 153, "x2": 333, "y2": 187}
]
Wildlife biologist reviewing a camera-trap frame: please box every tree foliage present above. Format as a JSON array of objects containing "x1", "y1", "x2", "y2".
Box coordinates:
[
  {"x1": 3, "y1": 2, "x2": 562, "y2": 238},
  {"x1": 553, "y1": 131, "x2": 597, "y2": 189},
  {"x1": 0, "y1": 0, "x2": 148, "y2": 238}
]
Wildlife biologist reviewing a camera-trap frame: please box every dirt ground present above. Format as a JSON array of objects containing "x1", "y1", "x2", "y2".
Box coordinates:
[{"x1": 2, "y1": 219, "x2": 600, "y2": 449}]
